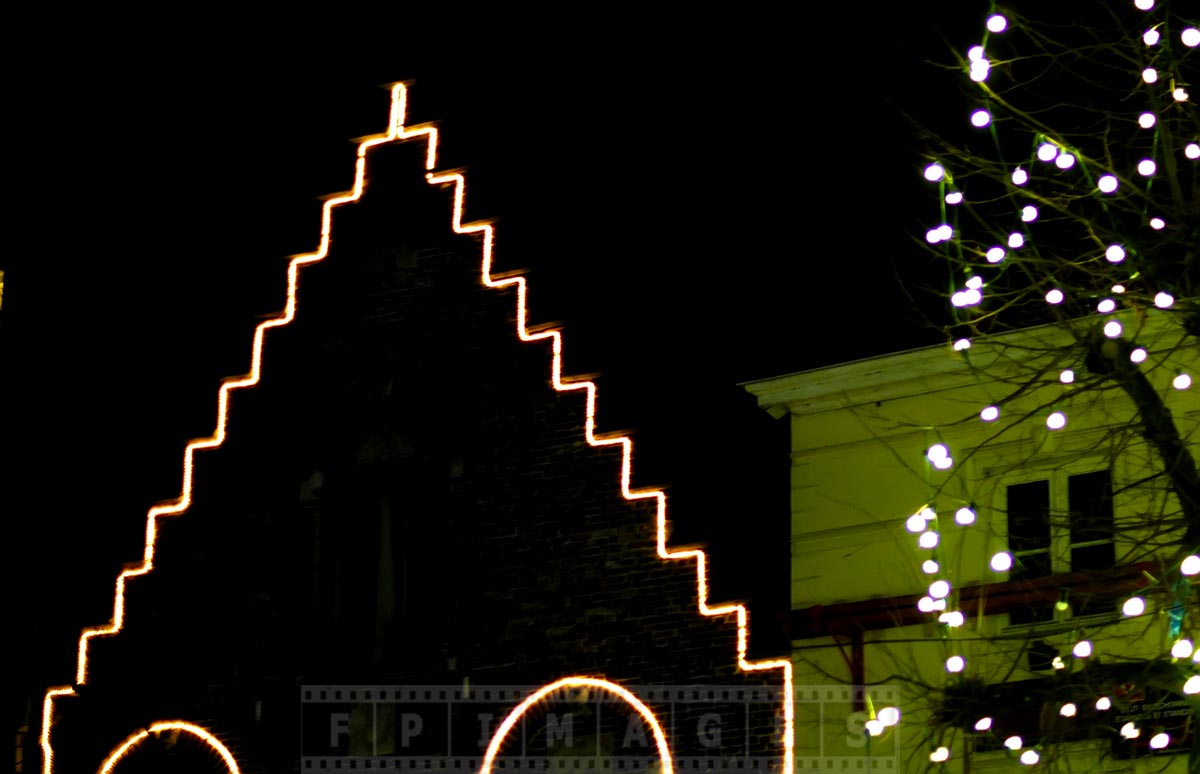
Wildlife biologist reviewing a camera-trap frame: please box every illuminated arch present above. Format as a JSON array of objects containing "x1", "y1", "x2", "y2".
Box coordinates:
[
  {"x1": 40, "y1": 83, "x2": 794, "y2": 774},
  {"x1": 482, "y1": 677, "x2": 671, "y2": 774},
  {"x1": 98, "y1": 721, "x2": 240, "y2": 774}
]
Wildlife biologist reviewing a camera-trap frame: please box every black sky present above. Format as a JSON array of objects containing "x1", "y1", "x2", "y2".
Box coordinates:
[{"x1": 4, "y1": 3, "x2": 988, "y2": 690}]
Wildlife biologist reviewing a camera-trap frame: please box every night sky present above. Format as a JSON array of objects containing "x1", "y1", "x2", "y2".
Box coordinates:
[{"x1": 5, "y1": 3, "x2": 988, "y2": 708}]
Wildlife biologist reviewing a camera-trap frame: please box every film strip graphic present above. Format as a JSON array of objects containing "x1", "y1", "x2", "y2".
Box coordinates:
[{"x1": 301, "y1": 684, "x2": 898, "y2": 773}]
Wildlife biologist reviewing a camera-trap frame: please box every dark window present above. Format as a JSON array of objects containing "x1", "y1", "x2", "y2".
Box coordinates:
[{"x1": 1008, "y1": 479, "x2": 1053, "y2": 624}]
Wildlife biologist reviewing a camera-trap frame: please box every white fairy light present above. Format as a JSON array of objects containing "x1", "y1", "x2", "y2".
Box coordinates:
[
  {"x1": 990, "y1": 551, "x2": 1013, "y2": 572},
  {"x1": 954, "y1": 338, "x2": 972, "y2": 351},
  {"x1": 1174, "y1": 88, "x2": 1189, "y2": 102},
  {"x1": 878, "y1": 707, "x2": 901, "y2": 727},
  {"x1": 930, "y1": 747, "x2": 950, "y2": 763},
  {"x1": 1138, "y1": 112, "x2": 1156, "y2": 128},
  {"x1": 927, "y1": 228, "x2": 944, "y2": 244},
  {"x1": 987, "y1": 14, "x2": 1007, "y2": 32},
  {"x1": 1123, "y1": 596, "x2": 1146, "y2": 616},
  {"x1": 865, "y1": 719, "x2": 884, "y2": 737},
  {"x1": 1149, "y1": 733, "x2": 1169, "y2": 749},
  {"x1": 923, "y1": 559, "x2": 940, "y2": 574},
  {"x1": 1021, "y1": 205, "x2": 1039, "y2": 221},
  {"x1": 1055, "y1": 153, "x2": 1076, "y2": 169},
  {"x1": 1154, "y1": 292, "x2": 1174, "y2": 308},
  {"x1": 1174, "y1": 373, "x2": 1193, "y2": 390},
  {"x1": 971, "y1": 109, "x2": 991, "y2": 127},
  {"x1": 956, "y1": 506, "x2": 977, "y2": 524},
  {"x1": 920, "y1": 531, "x2": 940, "y2": 548},
  {"x1": 1106, "y1": 244, "x2": 1126, "y2": 262},
  {"x1": 1009, "y1": 232, "x2": 1025, "y2": 248},
  {"x1": 1149, "y1": 217, "x2": 1166, "y2": 229},
  {"x1": 1187, "y1": 143, "x2": 1200, "y2": 159},
  {"x1": 1045, "y1": 289, "x2": 1064, "y2": 304},
  {"x1": 1134, "y1": 0, "x2": 1154, "y2": 9},
  {"x1": 1120, "y1": 722, "x2": 1139, "y2": 739},
  {"x1": 1037, "y1": 143, "x2": 1058, "y2": 162},
  {"x1": 1143, "y1": 28, "x2": 1160, "y2": 45},
  {"x1": 1098, "y1": 174, "x2": 1119, "y2": 193},
  {"x1": 1185, "y1": 675, "x2": 1200, "y2": 694},
  {"x1": 1104, "y1": 320, "x2": 1123, "y2": 338},
  {"x1": 1059, "y1": 703, "x2": 1077, "y2": 717},
  {"x1": 1012, "y1": 167, "x2": 1028, "y2": 185},
  {"x1": 1171, "y1": 639, "x2": 1194, "y2": 658},
  {"x1": 1130, "y1": 348, "x2": 1147, "y2": 363},
  {"x1": 1181, "y1": 555, "x2": 1200, "y2": 575},
  {"x1": 936, "y1": 224, "x2": 953, "y2": 241},
  {"x1": 1095, "y1": 697, "x2": 1112, "y2": 711},
  {"x1": 986, "y1": 246, "x2": 1005, "y2": 263},
  {"x1": 1060, "y1": 369, "x2": 1075, "y2": 384},
  {"x1": 939, "y1": 611, "x2": 965, "y2": 627},
  {"x1": 1097, "y1": 299, "x2": 1116, "y2": 313},
  {"x1": 946, "y1": 191, "x2": 964, "y2": 204},
  {"x1": 980, "y1": 405, "x2": 1000, "y2": 422},
  {"x1": 930, "y1": 580, "x2": 951, "y2": 599},
  {"x1": 970, "y1": 59, "x2": 991, "y2": 82},
  {"x1": 1047, "y1": 411, "x2": 1067, "y2": 429},
  {"x1": 907, "y1": 513, "x2": 928, "y2": 533},
  {"x1": 974, "y1": 717, "x2": 992, "y2": 732},
  {"x1": 1113, "y1": 284, "x2": 1126, "y2": 293},
  {"x1": 1183, "y1": 28, "x2": 1200, "y2": 47},
  {"x1": 918, "y1": 596, "x2": 936, "y2": 613},
  {"x1": 1138, "y1": 159, "x2": 1157, "y2": 176},
  {"x1": 927, "y1": 444, "x2": 949, "y2": 462},
  {"x1": 968, "y1": 45, "x2": 985, "y2": 62},
  {"x1": 924, "y1": 163, "x2": 945, "y2": 181},
  {"x1": 1004, "y1": 736, "x2": 1022, "y2": 751},
  {"x1": 1073, "y1": 640, "x2": 1093, "y2": 658},
  {"x1": 946, "y1": 656, "x2": 965, "y2": 673},
  {"x1": 966, "y1": 276, "x2": 983, "y2": 290},
  {"x1": 1020, "y1": 750, "x2": 1040, "y2": 765},
  {"x1": 1052, "y1": 656, "x2": 1065, "y2": 670},
  {"x1": 1142, "y1": 67, "x2": 1158, "y2": 83}
]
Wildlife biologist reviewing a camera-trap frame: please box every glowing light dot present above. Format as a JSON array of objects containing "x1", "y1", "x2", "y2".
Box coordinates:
[
  {"x1": 986, "y1": 14, "x2": 1007, "y2": 32},
  {"x1": 1154, "y1": 292, "x2": 1174, "y2": 308},
  {"x1": 1055, "y1": 152, "x2": 1076, "y2": 169},
  {"x1": 930, "y1": 580, "x2": 951, "y2": 599},
  {"x1": 1095, "y1": 697, "x2": 1112, "y2": 711},
  {"x1": 1009, "y1": 233, "x2": 1025, "y2": 248},
  {"x1": 1113, "y1": 285, "x2": 1126, "y2": 293},
  {"x1": 918, "y1": 596, "x2": 936, "y2": 613},
  {"x1": 930, "y1": 747, "x2": 950, "y2": 763},
  {"x1": 907, "y1": 513, "x2": 927, "y2": 533},
  {"x1": 920, "y1": 507, "x2": 936, "y2": 520},
  {"x1": 1174, "y1": 373, "x2": 1192, "y2": 390},
  {"x1": 1143, "y1": 28, "x2": 1160, "y2": 45},
  {"x1": 954, "y1": 338, "x2": 972, "y2": 351},
  {"x1": 1098, "y1": 175, "x2": 1119, "y2": 193},
  {"x1": 924, "y1": 163, "x2": 946, "y2": 182},
  {"x1": 923, "y1": 560, "x2": 940, "y2": 574},
  {"x1": 1045, "y1": 288, "x2": 1064, "y2": 304},
  {"x1": 1181, "y1": 555, "x2": 1200, "y2": 575},
  {"x1": 1138, "y1": 112, "x2": 1157, "y2": 128},
  {"x1": 1121, "y1": 722, "x2": 1139, "y2": 739},
  {"x1": 1073, "y1": 640, "x2": 1092, "y2": 658},
  {"x1": 1046, "y1": 411, "x2": 1067, "y2": 430},
  {"x1": 1171, "y1": 639, "x2": 1194, "y2": 658},
  {"x1": 1104, "y1": 320, "x2": 1122, "y2": 338},
  {"x1": 1149, "y1": 732, "x2": 1169, "y2": 749},
  {"x1": 1123, "y1": 597, "x2": 1146, "y2": 616},
  {"x1": 1186, "y1": 143, "x2": 1200, "y2": 159},
  {"x1": 956, "y1": 506, "x2": 977, "y2": 524},
  {"x1": 1097, "y1": 299, "x2": 1116, "y2": 313},
  {"x1": 1021, "y1": 205, "x2": 1038, "y2": 222},
  {"x1": 974, "y1": 717, "x2": 993, "y2": 732},
  {"x1": 1004, "y1": 736, "x2": 1022, "y2": 751},
  {"x1": 1174, "y1": 88, "x2": 1189, "y2": 102},
  {"x1": 1134, "y1": 0, "x2": 1153, "y2": 9},
  {"x1": 933, "y1": 456, "x2": 954, "y2": 470},
  {"x1": 1130, "y1": 348, "x2": 1147, "y2": 363},
  {"x1": 1183, "y1": 28, "x2": 1200, "y2": 47},
  {"x1": 1142, "y1": 67, "x2": 1158, "y2": 84},
  {"x1": 1060, "y1": 369, "x2": 1075, "y2": 384},
  {"x1": 878, "y1": 707, "x2": 900, "y2": 727},
  {"x1": 1149, "y1": 217, "x2": 1165, "y2": 229},
  {"x1": 971, "y1": 109, "x2": 992, "y2": 127},
  {"x1": 946, "y1": 656, "x2": 965, "y2": 673},
  {"x1": 970, "y1": 59, "x2": 990, "y2": 81},
  {"x1": 986, "y1": 246, "x2": 1005, "y2": 263},
  {"x1": 939, "y1": 611, "x2": 965, "y2": 626},
  {"x1": 1105, "y1": 244, "x2": 1126, "y2": 262},
  {"x1": 1036, "y1": 144, "x2": 1058, "y2": 162},
  {"x1": 967, "y1": 45, "x2": 985, "y2": 62},
  {"x1": 1020, "y1": 750, "x2": 1039, "y2": 765},
  {"x1": 980, "y1": 406, "x2": 999, "y2": 422},
  {"x1": 1052, "y1": 656, "x2": 1065, "y2": 670},
  {"x1": 1012, "y1": 168, "x2": 1028, "y2": 185},
  {"x1": 1058, "y1": 703, "x2": 1076, "y2": 718},
  {"x1": 927, "y1": 444, "x2": 949, "y2": 462},
  {"x1": 865, "y1": 719, "x2": 884, "y2": 737},
  {"x1": 966, "y1": 276, "x2": 983, "y2": 290},
  {"x1": 926, "y1": 228, "x2": 944, "y2": 244},
  {"x1": 1185, "y1": 675, "x2": 1200, "y2": 694},
  {"x1": 991, "y1": 551, "x2": 1013, "y2": 572},
  {"x1": 945, "y1": 191, "x2": 964, "y2": 204},
  {"x1": 919, "y1": 531, "x2": 940, "y2": 549},
  {"x1": 936, "y1": 224, "x2": 953, "y2": 241},
  {"x1": 1138, "y1": 159, "x2": 1157, "y2": 176}
]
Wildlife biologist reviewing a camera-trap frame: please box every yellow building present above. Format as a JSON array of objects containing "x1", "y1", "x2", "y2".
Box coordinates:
[{"x1": 746, "y1": 312, "x2": 1198, "y2": 773}]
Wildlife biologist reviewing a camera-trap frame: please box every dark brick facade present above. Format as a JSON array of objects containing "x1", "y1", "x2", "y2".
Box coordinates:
[{"x1": 45, "y1": 113, "x2": 785, "y2": 773}]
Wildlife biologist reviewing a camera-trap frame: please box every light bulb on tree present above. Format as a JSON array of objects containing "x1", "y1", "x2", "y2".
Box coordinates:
[
  {"x1": 1181, "y1": 555, "x2": 1200, "y2": 575},
  {"x1": 923, "y1": 560, "x2": 940, "y2": 574},
  {"x1": 971, "y1": 109, "x2": 991, "y2": 127},
  {"x1": 1184, "y1": 675, "x2": 1200, "y2": 694},
  {"x1": 1105, "y1": 244, "x2": 1126, "y2": 262},
  {"x1": 946, "y1": 656, "x2": 965, "y2": 673},
  {"x1": 1098, "y1": 175, "x2": 1119, "y2": 193},
  {"x1": 1095, "y1": 697, "x2": 1112, "y2": 711},
  {"x1": 924, "y1": 163, "x2": 945, "y2": 182},
  {"x1": 954, "y1": 338, "x2": 972, "y2": 351},
  {"x1": 974, "y1": 717, "x2": 992, "y2": 731},
  {"x1": 1183, "y1": 27, "x2": 1200, "y2": 46},
  {"x1": 930, "y1": 747, "x2": 950, "y2": 763},
  {"x1": 1097, "y1": 299, "x2": 1116, "y2": 313},
  {"x1": 1149, "y1": 733, "x2": 1169, "y2": 749},
  {"x1": 1103, "y1": 320, "x2": 1123, "y2": 338},
  {"x1": 970, "y1": 59, "x2": 990, "y2": 81},
  {"x1": 919, "y1": 531, "x2": 940, "y2": 548},
  {"x1": 918, "y1": 596, "x2": 936, "y2": 613},
  {"x1": 1121, "y1": 723, "x2": 1139, "y2": 739},
  {"x1": 980, "y1": 405, "x2": 999, "y2": 422},
  {"x1": 1173, "y1": 88, "x2": 1188, "y2": 102},
  {"x1": 1055, "y1": 152, "x2": 1076, "y2": 169},
  {"x1": 1130, "y1": 348, "x2": 1147, "y2": 363},
  {"x1": 1143, "y1": 28, "x2": 1160, "y2": 45},
  {"x1": 1134, "y1": 0, "x2": 1154, "y2": 9},
  {"x1": 1138, "y1": 112, "x2": 1156, "y2": 128},
  {"x1": 1021, "y1": 205, "x2": 1038, "y2": 221},
  {"x1": 1060, "y1": 369, "x2": 1074, "y2": 384},
  {"x1": 878, "y1": 707, "x2": 901, "y2": 727},
  {"x1": 1174, "y1": 374, "x2": 1192, "y2": 390},
  {"x1": 986, "y1": 14, "x2": 1007, "y2": 32},
  {"x1": 1012, "y1": 167, "x2": 1028, "y2": 185},
  {"x1": 939, "y1": 611, "x2": 965, "y2": 626},
  {"x1": 1186, "y1": 143, "x2": 1200, "y2": 159},
  {"x1": 930, "y1": 580, "x2": 951, "y2": 599},
  {"x1": 986, "y1": 246, "x2": 1005, "y2": 263},
  {"x1": 945, "y1": 191, "x2": 964, "y2": 204},
  {"x1": 1004, "y1": 736, "x2": 1022, "y2": 751},
  {"x1": 1149, "y1": 217, "x2": 1165, "y2": 229},
  {"x1": 865, "y1": 719, "x2": 884, "y2": 737},
  {"x1": 1154, "y1": 292, "x2": 1174, "y2": 308},
  {"x1": 1020, "y1": 751, "x2": 1040, "y2": 765},
  {"x1": 1138, "y1": 159, "x2": 1156, "y2": 176},
  {"x1": 1009, "y1": 232, "x2": 1025, "y2": 248},
  {"x1": 1059, "y1": 703, "x2": 1077, "y2": 717},
  {"x1": 1047, "y1": 411, "x2": 1067, "y2": 429},
  {"x1": 1170, "y1": 639, "x2": 1193, "y2": 658},
  {"x1": 1142, "y1": 67, "x2": 1158, "y2": 83},
  {"x1": 956, "y1": 506, "x2": 977, "y2": 524},
  {"x1": 1123, "y1": 597, "x2": 1146, "y2": 616},
  {"x1": 991, "y1": 551, "x2": 1013, "y2": 572},
  {"x1": 907, "y1": 513, "x2": 927, "y2": 533},
  {"x1": 1073, "y1": 640, "x2": 1092, "y2": 658},
  {"x1": 1037, "y1": 143, "x2": 1058, "y2": 162}
]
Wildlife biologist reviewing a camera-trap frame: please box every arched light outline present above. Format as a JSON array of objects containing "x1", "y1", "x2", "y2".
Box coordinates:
[{"x1": 99, "y1": 721, "x2": 240, "y2": 774}]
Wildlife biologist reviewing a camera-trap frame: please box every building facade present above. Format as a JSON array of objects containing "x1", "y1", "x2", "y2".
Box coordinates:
[{"x1": 746, "y1": 316, "x2": 1198, "y2": 773}]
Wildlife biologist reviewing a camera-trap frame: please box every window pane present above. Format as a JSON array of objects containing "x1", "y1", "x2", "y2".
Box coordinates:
[
  {"x1": 1008, "y1": 480, "x2": 1051, "y2": 553},
  {"x1": 1069, "y1": 470, "x2": 1113, "y2": 545}
]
